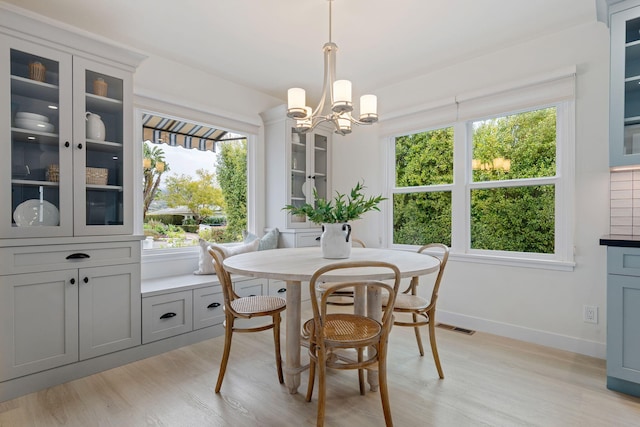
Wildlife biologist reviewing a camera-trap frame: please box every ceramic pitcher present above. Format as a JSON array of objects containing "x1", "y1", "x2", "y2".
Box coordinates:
[
  {"x1": 86, "y1": 112, "x2": 105, "y2": 141},
  {"x1": 320, "y1": 223, "x2": 352, "y2": 259}
]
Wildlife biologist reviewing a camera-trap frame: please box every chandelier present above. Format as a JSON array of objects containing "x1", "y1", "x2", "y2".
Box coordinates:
[{"x1": 286, "y1": 0, "x2": 378, "y2": 136}]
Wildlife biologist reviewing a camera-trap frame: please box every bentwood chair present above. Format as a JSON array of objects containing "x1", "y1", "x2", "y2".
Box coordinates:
[
  {"x1": 208, "y1": 247, "x2": 286, "y2": 392},
  {"x1": 382, "y1": 243, "x2": 449, "y2": 379},
  {"x1": 304, "y1": 261, "x2": 401, "y2": 427},
  {"x1": 315, "y1": 238, "x2": 366, "y2": 306}
]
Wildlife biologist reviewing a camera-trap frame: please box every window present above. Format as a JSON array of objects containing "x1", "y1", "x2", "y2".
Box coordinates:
[
  {"x1": 140, "y1": 112, "x2": 249, "y2": 250},
  {"x1": 386, "y1": 70, "x2": 575, "y2": 269},
  {"x1": 393, "y1": 127, "x2": 453, "y2": 246},
  {"x1": 469, "y1": 108, "x2": 556, "y2": 254}
]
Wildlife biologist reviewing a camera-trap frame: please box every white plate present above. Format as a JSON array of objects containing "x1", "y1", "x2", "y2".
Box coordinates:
[
  {"x1": 15, "y1": 118, "x2": 54, "y2": 133},
  {"x1": 13, "y1": 199, "x2": 60, "y2": 227},
  {"x1": 16, "y1": 112, "x2": 49, "y2": 122}
]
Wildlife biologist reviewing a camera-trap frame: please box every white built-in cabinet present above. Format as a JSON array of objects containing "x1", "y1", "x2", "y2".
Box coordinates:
[
  {"x1": 261, "y1": 104, "x2": 332, "y2": 247},
  {"x1": 0, "y1": 241, "x2": 141, "y2": 382},
  {"x1": 0, "y1": 7, "x2": 144, "y2": 387}
]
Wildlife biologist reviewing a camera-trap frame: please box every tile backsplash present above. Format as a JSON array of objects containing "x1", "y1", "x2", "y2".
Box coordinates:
[{"x1": 610, "y1": 170, "x2": 640, "y2": 235}]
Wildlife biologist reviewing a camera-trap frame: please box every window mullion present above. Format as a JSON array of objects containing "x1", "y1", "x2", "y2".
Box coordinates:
[{"x1": 451, "y1": 121, "x2": 468, "y2": 253}]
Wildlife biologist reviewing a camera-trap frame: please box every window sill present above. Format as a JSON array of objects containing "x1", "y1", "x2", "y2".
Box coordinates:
[
  {"x1": 390, "y1": 244, "x2": 575, "y2": 271},
  {"x1": 450, "y1": 252, "x2": 575, "y2": 271}
]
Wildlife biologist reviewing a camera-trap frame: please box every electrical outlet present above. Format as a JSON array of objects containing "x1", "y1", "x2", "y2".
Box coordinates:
[{"x1": 583, "y1": 305, "x2": 598, "y2": 324}]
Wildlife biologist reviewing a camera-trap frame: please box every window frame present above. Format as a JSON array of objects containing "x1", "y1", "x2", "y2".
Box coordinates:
[
  {"x1": 385, "y1": 77, "x2": 575, "y2": 271},
  {"x1": 133, "y1": 98, "x2": 259, "y2": 263}
]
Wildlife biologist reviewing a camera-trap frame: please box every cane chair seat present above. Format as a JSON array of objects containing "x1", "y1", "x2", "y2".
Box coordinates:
[
  {"x1": 381, "y1": 293, "x2": 430, "y2": 311},
  {"x1": 230, "y1": 295, "x2": 286, "y2": 315}
]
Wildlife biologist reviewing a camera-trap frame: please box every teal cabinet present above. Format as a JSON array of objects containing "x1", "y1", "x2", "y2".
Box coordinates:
[
  {"x1": 607, "y1": 246, "x2": 640, "y2": 396},
  {"x1": 610, "y1": 4, "x2": 640, "y2": 166}
]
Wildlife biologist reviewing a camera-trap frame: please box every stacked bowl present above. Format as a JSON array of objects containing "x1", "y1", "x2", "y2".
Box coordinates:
[{"x1": 15, "y1": 112, "x2": 54, "y2": 133}]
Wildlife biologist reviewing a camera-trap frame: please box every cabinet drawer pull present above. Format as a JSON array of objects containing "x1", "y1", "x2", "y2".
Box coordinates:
[
  {"x1": 249, "y1": 294, "x2": 256, "y2": 297},
  {"x1": 66, "y1": 253, "x2": 90, "y2": 260},
  {"x1": 160, "y1": 312, "x2": 177, "y2": 319},
  {"x1": 277, "y1": 288, "x2": 286, "y2": 293},
  {"x1": 207, "y1": 302, "x2": 221, "y2": 309}
]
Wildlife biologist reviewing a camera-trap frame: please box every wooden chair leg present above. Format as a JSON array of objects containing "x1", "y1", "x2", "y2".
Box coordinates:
[
  {"x1": 378, "y1": 348, "x2": 394, "y2": 427},
  {"x1": 215, "y1": 317, "x2": 234, "y2": 393},
  {"x1": 316, "y1": 349, "x2": 327, "y2": 427},
  {"x1": 273, "y1": 313, "x2": 284, "y2": 384},
  {"x1": 412, "y1": 312, "x2": 424, "y2": 356},
  {"x1": 428, "y1": 311, "x2": 444, "y2": 379},
  {"x1": 357, "y1": 347, "x2": 365, "y2": 395},
  {"x1": 306, "y1": 343, "x2": 316, "y2": 402}
]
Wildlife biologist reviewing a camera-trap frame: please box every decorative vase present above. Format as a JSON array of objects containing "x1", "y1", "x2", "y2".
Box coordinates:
[
  {"x1": 93, "y1": 77, "x2": 108, "y2": 97},
  {"x1": 28, "y1": 61, "x2": 46, "y2": 82},
  {"x1": 320, "y1": 223, "x2": 352, "y2": 259},
  {"x1": 86, "y1": 112, "x2": 106, "y2": 141}
]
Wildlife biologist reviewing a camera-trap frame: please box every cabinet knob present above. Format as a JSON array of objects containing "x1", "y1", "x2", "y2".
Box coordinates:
[
  {"x1": 70, "y1": 278, "x2": 76, "y2": 285},
  {"x1": 160, "y1": 312, "x2": 177, "y2": 319},
  {"x1": 64, "y1": 141, "x2": 70, "y2": 148},
  {"x1": 77, "y1": 143, "x2": 83, "y2": 149},
  {"x1": 83, "y1": 277, "x2": 89, "y2": 284},
  {"x1": 207, "y1": 302, "x2": 221, "y2": 309},
  {"x1": 277, "y1": 288, "x2": 286, "y2": 293}
]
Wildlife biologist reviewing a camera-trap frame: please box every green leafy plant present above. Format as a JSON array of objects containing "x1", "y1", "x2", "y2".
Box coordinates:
[{"x1": 283, "y1": 181, "x2": 385, "y2": 224}]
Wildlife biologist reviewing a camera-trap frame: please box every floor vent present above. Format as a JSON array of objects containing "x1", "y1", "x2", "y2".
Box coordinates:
[{"x1": 436, "y1": 323, "x2": 476, "y2": 335}]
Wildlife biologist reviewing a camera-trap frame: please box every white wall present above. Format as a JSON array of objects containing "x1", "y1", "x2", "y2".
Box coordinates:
[{"x1": 332, "y1": 21, "x2": 611, "y2": 358}]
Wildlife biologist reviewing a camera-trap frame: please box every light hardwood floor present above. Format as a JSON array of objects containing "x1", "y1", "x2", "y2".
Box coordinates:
[{"x1": 1, "y1": 309, "x2": 639, "y2": 427}]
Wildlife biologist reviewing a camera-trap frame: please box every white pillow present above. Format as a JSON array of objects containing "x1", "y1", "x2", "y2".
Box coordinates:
[
  {"x1": 210, "y1": 238, "x2": 260, "y2": 258},
  {"x1": 242, "y1": 227, "x2": 279, "y2": 250},
  {"x1": 193, "y1": 238, "x2": 259, "y2": 275}
]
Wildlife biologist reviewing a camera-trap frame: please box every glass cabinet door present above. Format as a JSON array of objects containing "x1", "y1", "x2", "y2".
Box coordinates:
[
  {"x1": 1, "y1": 37, "x2": 73, "y2": 238},
  {"x1": 312, "y1": 131, "x2": 329, "y2": 202},
  {"x1": 289, "y1": 127, "x2": 308, "y2": 225},
  {"x1": 611, "y1": 8, "x2": 640, "y2": 166},
  {"x1": 73, "y1": 57, "x2": 132, "y2": 235}
]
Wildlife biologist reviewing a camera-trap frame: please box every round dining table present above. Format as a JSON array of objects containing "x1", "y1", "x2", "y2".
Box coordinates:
[{"x1": 223, "y1": 246, "x2": 440, "y2": 394}]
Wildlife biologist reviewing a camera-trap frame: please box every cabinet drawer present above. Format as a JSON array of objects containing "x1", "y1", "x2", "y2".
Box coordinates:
[
  {"x1": 233, "y1": 277, "x2": 266, "y2": 297},
  {"x1": 608, "y1": 247, "x2": 640, "y2": 276},
  {"x1": 296, "y1": 232, "x2": 321, "y2": 248},
  {"x1": 268, "y1": 279, "x2": 288, "y2": 298},
  {"x1": 0, "y1": 241, "x2": 140, "y2": 275},
  {"x1": 142, "y1": 290, "x2": 193, "y2": 344},
  {"x1": 193, "y1": 285, "x2": 224, "y2": 330}
]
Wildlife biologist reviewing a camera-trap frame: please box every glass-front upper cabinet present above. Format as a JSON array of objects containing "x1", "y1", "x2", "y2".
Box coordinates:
[
  {"x1": 72, "y1": 57, "x2": 132, "y2": 236},
  {"x1": 287, "y1": 124, "x2": 330, "y2": 228},
  {"x1": 1, "y1": 37, "x2": 73, "y2": 238},
  {"x1": 611, "y1": 6, "x2": 640, "y2": 166},
  {"x1": 0, "y1": 35, "x2": 133, "y2": 238}
]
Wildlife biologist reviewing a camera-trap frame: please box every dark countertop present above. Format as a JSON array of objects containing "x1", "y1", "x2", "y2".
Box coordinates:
[{"x1": 600, "y1": 235, "x2": 640, "y2": 247}]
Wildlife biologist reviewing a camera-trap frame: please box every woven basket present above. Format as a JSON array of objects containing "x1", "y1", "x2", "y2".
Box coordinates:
[
  {"x1": 47, "y1": 165, "x2": 108, "y2": 185},
  {"x1": 86, "y1": 167, "x2": 108, "y2": 185},
  {"x1": 48, "y1": 164, "x2": 60, "y2": 182}
]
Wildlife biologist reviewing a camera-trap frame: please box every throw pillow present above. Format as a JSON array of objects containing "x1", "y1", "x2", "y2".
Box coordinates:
[
  {"x1": 242, "y1": 227, "x2": 279, "y2": 250},
  {"x1": 193, "y1": 238, "x2": 260, "y2": 275}
]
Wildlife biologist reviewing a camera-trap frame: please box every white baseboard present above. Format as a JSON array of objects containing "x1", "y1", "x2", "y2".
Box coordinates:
[{"x1": 437, "y1": 310, "x2": 606, "y2": 360}]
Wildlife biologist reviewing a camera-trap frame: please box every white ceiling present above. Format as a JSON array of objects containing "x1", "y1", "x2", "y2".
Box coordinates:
[{"x1": 4, "y1": 0, "x2": 599, "y2": 104}]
